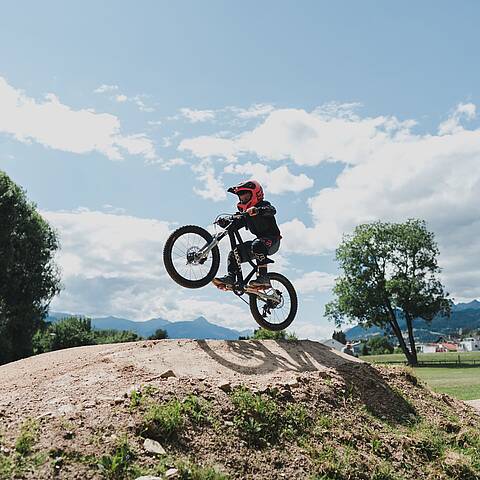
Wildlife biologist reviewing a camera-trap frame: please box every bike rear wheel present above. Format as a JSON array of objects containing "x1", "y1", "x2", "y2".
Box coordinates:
[
  {"x1": 163, "y1": 225, "x2": 220, "y2": 288},
  {"x1": 249, "y1": 272, "x2": 298, "y2": 331}
]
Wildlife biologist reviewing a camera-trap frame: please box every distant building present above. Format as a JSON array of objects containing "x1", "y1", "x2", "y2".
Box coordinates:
[
  {"x1": 416, "y1": 342, "x2": 459, "y2": 353},
  {"x1": 459, "y1": 337, "x2": 480, "y2": 352},
  {"x1": 320, "y1": 338, "x2": 344, "y2": 351}
]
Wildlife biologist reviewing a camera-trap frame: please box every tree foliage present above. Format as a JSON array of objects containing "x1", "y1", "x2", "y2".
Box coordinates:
[
  {"x1": 325, "y1": 219, "x2": 451, "y2": 365},
  {"x1": 33, "y1": 316, "x2": 141, "y2": 354},
  {"x1": 0, "y1": 171, "x2": 61, "y2": 364},
  {"x1": 361, "y1": 336, "x2": 394, "y2": 356},
  {"x1": 251, "y1": 328, "x2": 297, "y2": 340},
  {"x1": 332, "y1": 330, "x2": 346, "y2": 344},
  {"x1": 148, "y1": 328, "x2": 169, "y2": 340}
]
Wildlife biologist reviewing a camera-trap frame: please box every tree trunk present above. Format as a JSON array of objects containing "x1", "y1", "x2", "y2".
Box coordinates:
[
  {"x1": 404, "y1": 311, "x2": 418, "y2": 366},
  {"x1": 385, "y1": 303, "x2": 417, "y2": 366}
]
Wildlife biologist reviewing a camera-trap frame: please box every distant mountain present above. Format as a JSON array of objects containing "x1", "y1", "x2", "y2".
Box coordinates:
[
  {"x1": 345, "y1": 301, "x2": 480, "y2": 342},
  {"x1": 452, "y1": 299, "x2": 480, "y2": 311},
  {"x1": 46, "y1": 312, "x2": 252, "y2": 340}
]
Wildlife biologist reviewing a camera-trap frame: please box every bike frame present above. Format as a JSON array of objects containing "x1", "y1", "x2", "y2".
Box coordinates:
[{"x1": 195, "y1": 216, "x2": 280, "y2": 302}]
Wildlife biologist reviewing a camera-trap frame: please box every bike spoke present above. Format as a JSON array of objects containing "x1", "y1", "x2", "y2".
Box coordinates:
[{"x1": 169, "y1": 231, "x2": 216, "y2": 282}]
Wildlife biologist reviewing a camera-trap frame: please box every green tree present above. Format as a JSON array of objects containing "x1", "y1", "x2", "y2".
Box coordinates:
[
  {"x1": 33, "y1": 317, "x2": 94, "y2": 353},
  {"x1": 251, "y1": 328, "x2": 297, "y2": 340},
  {"x1": 95, "y1": 329, "x2": 141, "y2": 344},
  {"x1": 325, "y1": 219, "x2": 451, "y2": 366},
  {"x1": 365, "y1": 336, "x2": 394, "y2": 355},
  {"x1": 332, "y1": 330, "x2": 346, "y2": 344},
  {"x1": 148, "y1": 328, "x2": 168, "y2": 340},
  {"x1": 33, "y1": 317, "x2": 141, "y2": 353},
  {"x1": 0, "y1": 171, "x2": 61, "y2": 364}
]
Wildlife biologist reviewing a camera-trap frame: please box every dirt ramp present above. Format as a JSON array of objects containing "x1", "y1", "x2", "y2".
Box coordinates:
[{"x1": 0, "y1": 340, "x2": 359, "y2": 416}]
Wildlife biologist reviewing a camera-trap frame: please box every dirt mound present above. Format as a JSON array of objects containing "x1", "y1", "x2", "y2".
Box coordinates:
[
  {"x1": 0, "y1": 340, "x2": 479, "y2": 479},
  {"x1": 0, "y1": 340, "x2": 359, "y2": 417}
]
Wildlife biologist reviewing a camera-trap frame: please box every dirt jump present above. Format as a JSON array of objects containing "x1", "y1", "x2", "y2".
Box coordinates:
[{"x1": 1, "y1": 340, "x2": 479, "y2": 479}]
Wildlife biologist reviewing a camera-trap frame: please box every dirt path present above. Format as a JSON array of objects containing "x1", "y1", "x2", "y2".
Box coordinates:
[{"x1": 0, "y1": 339, "x2": 361, "y2": 419}]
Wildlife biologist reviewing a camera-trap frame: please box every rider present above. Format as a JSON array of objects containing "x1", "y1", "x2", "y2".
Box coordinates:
[{"x1": 214, "y1": 180, "x2": 282, "y2": 288}]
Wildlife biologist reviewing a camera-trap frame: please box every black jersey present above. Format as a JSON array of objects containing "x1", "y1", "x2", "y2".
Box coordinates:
[{"x1": 236, "y1": 200, "x2": 281, "y2": 239}]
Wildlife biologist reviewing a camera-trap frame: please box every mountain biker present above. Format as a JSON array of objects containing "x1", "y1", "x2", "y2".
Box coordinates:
[{"x1": 214, "y1": 180, "x2": 282, "y2": 289}]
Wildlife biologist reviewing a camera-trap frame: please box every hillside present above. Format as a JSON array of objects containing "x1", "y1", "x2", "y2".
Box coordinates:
[
  {"x1": 0, "y1": 340, "x2": 479, "y2": 479},
  {"x1": 346, "y1": 301, "x2": 480, "y2": 341}
]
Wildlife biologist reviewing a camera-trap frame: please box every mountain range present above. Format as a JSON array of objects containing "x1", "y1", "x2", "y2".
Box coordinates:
[
  {"x1": 46, "y1": 312, "x2": 253, "y2": 340},
  {"x1": 345, "y1": 300, "x2": 480, "y2": 342}
]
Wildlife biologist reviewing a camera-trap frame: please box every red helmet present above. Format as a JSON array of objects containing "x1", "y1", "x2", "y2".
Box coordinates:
[{"x1": 227, "y1": 180, "x2": 264, "y2": 211}]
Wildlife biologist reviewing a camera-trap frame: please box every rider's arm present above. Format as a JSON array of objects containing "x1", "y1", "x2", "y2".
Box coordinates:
[
  {"x1": 232, "y1": 212, "x2": 247, "y2": 229},
  {"x1": 255, "y1": 201, "x2": 276, "y2": 217}
]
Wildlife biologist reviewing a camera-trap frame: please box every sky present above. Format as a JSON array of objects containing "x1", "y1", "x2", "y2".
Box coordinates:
[{"x1": 1, "y1": 1, "x2": 480, "y2": 339}]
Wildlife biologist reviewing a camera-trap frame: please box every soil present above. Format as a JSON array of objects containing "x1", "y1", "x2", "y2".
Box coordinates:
[{"x1": 0, "y1": 340, "x2": 479, "y2": 480}]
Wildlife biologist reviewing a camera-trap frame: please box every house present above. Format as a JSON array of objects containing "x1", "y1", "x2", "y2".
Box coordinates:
[
  {"x1": 439, "y1": 342, "x2": 458, "y2": 352},
  {"x1": 459, "y1": 337, "x2": 480, "y2": 352},
  {"x1": 416, "y1": 342, "x2": 459, "y2": 353},
  {"x1": 416, "y1": 343, "x2": 438, "y2": 354},
  {"x1": 320, "y1": 338, "x2": 345, "y2": 351}
]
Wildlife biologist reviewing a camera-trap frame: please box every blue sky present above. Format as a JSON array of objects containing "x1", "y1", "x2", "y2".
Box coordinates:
[{"x1": 1, "y1": 1, "x2": 480, "y2": 338}]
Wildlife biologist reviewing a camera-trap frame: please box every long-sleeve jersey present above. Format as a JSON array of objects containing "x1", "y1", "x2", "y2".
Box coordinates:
[{"x1": 235, "y1": 200, "x2": 281, "y2": 239}]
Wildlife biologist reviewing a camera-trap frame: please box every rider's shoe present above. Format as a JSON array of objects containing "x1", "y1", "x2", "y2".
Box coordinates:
[
  {"x1": 213, "y1": 274, "x2": 236, "y2": 288},
  {"x1": 249, "y1": 274, "x2": 272, "y2": 289}
]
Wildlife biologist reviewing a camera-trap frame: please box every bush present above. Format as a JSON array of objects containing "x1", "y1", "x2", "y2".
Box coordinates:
[
  {"x1": 148, "y1": 328, "x2": 168, "y2": 340},
  {"x1": 251, "y1": 328, "x2": 297, "y2": 340}
]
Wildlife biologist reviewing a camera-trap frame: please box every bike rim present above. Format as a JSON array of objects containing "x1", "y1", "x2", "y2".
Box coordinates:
[
  {"x1": 170, "y1": 232, "x2": 214, "y2": 282},
  {"x1": 255, "y1": 278, "x2": 293, "y2": 326}
]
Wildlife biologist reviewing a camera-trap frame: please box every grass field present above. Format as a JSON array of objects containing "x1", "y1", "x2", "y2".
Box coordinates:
[
  {"x1": 412, "y1": 366, "x2": 480, "y2": 400},
  {"x1": 362, "y1": 350, "x2": 480, "y2": 364},
  {"x1": 361, "y1": 351, "x2": 480, "y2": 400}
]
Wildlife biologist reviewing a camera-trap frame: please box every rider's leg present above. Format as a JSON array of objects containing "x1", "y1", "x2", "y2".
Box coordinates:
[
  {"x1": 213, "y1": 250, "x2": 238, "y2": 286},
  {"x1": 214, "y1": 243, "x2": 251, "y2": 286},
  {"x1": 248, "y1": 239, "x2": 272, "y2": 288}
]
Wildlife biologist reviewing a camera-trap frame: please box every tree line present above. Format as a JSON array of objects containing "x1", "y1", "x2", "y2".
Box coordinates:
[{"x1": 33, "y1": 316, "x2": 167, "y2": 354}]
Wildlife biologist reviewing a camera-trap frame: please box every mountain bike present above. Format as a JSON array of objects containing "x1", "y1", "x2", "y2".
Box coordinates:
[{"x1": 163, "y1": 213, "x2": 298, "y2": 331}]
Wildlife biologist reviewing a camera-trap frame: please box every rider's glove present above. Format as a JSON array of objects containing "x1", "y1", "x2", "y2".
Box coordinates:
[{"x1": 217, "y1": 216, "x2": 231, "y2": 228}]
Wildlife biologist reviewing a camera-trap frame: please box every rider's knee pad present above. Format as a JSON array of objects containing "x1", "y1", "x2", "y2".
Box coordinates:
[{"x1": 251, "y1": 239, "x2": 268, "y2": 262}]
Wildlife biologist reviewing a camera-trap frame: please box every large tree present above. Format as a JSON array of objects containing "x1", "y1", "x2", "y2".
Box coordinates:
[
  {"x1": 0, "y1": 171, "x2": 61, "y2": 364},
  {"x1": 325, "y1": 219, "x2": 451, "y2": 366}
]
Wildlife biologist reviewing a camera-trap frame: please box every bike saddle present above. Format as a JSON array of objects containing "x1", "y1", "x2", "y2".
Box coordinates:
[{"x1": 264, "y1": 258, "x2": 274, "y2": 264}]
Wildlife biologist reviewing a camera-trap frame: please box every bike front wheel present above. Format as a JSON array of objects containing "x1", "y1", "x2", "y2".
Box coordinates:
[
  {"x1": 249, "y1": 272, "x2": 298, "y2": 331},
  {"x1": 163, "y1": 225, "x2": 220, "y2": 288}
]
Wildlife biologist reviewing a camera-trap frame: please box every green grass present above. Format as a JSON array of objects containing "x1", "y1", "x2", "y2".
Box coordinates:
[
  {"x1": 230, "y1": 386, "x2": 311, "y2": 447},
  {"x1": 413, "y1": 367, "x2": 480, "y2": 400},
  {"x1": 362, "y1": 351, "x2": 480, "y2": 364}
]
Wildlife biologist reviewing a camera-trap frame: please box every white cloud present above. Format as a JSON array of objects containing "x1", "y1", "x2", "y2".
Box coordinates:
[
  {"x1": 231, "y1": 104, "x2": 275, "y2": 119},
  {"x1": 0, "y1": 76, "x2": 156, "y2": 161},
  {"x1": 179, "y1": 135, "x2": 237, "y2": 162},
  {"x1": 191, "y1": 159, "x2": 226, "y2": 201},
  {"x1": 148, "y1": 157, "x2": 187, "y2": 171},
  {"x1": 94, "y1": 84, "x2": 119, "y2": 93},
  {"x1": 293, "y1": 271, "x2": 336, "y2": 294},
  {"x1": 180, "y1": 108, "x2": 216, "y2": 123},
  {"x1": 438, "y1": 102, "x2": 476, "y2": 135},
  {"x1": 43, "y1": 208, "x2": 254, "y2": 329},
  {"x1": 133, "y1": 95, "x2": 155, "y2": 113},
  {"x1": 179, "y1": 105, "x2": 415, "y2": 166},
  {"x1": 224, "y1": 162, "x2": 314, "y2": 194},
  {"x1": 94, "y1": 84, "x2": 155, "y2": 112}
]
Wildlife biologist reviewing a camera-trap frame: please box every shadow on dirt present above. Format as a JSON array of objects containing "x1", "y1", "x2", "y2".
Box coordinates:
[{"x1": 196, "y1": 339, "x2": 417, "y2": 425}]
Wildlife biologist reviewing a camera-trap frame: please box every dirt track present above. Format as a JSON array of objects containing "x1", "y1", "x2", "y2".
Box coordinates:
[{"x1": 0, "y1": 339, "x2": 361, "y2": 419}]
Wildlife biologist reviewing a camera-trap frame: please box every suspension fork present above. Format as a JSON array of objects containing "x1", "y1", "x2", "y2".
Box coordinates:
[{"x1": 195, "y1": 230, "x2": 228, "y2": 261}]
